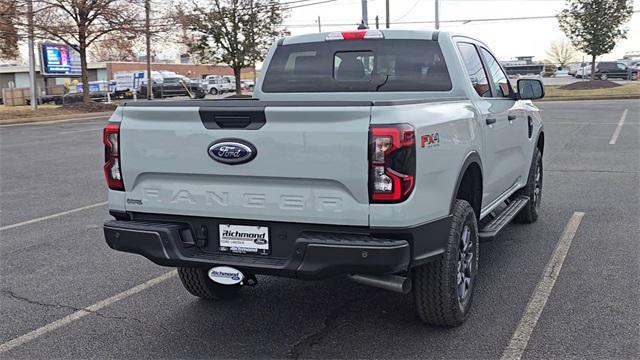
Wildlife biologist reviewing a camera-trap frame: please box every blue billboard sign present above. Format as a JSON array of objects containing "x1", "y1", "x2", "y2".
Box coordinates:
[{"x1": 40, "y1": 43, "x2": 82, "y2": 77}]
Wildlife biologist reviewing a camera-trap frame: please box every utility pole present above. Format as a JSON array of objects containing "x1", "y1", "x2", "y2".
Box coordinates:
[
  {"x1": 250, "y1": 0, "x2": 256, "y2": 92},
  {"x1": 317, "y1": 16, "x2": 321, "y2": 32},
  {"x1": 145, "y1": 0, "x2": 152, "y2": 100},
  {"x1": 435, "y1": 0, "x2": 440, "y2": 30},
  {"x1": 361, "y1": 0, "x2": 368, "y2": 28},
  {"x1": 385, "y1": 0, "x2": 390, "y2": 28},
  {"x1": 27, "y1": 0, "x2": 37, "y2": 111},
  {"x1": 375, "y1": 16, "x2": 379, "y2": 29}
]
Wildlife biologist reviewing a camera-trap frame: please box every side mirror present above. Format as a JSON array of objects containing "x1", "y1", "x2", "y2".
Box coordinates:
[{"x1": 517, "y1": 78, "x2": 544, "y2": 100}]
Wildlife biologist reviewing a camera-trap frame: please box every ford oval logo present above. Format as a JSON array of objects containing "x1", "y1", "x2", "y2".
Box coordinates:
[{"x1": 208, "y1": 139, "x2": 256, "y2": 165}]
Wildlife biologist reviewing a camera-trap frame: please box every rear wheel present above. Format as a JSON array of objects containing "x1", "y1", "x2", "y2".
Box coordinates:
[
  {"x1": 412, "y1": 199, "x2": 479, "y2": 326},
  {"x1": 178, "y1": 267, "x2": 242, "y2": 300},
  {"x1": 599, "y1": 73, "x2": 608, "y2": 81},
  {"x1": 515, "y1": 148, "x2": 542, "y2": 223}
]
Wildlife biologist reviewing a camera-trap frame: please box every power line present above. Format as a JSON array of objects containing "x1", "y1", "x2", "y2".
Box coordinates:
[
  {"x1": 279, "y1": 0, "x2": 324, "y2": 5},
  {"x1": 282, "y1": 10, "x2": 640, "y2": 27},
  {"x1": 285, "y1": 0, "x2": 338, "y2": 9},
  {"x1": 392, "y1": 0, "x2": 421, "y2": 22}
]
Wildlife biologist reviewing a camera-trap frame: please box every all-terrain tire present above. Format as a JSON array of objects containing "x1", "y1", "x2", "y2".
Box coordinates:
[
  {"x1": 177, "y1": 267, "x2": 242, "y2": 300},
  {"x1": 515, "y1": 148, "x2": 543, "y2": 223},
  {"x1": 412, "y1": 199, "x2": 479, "y2": 327}
]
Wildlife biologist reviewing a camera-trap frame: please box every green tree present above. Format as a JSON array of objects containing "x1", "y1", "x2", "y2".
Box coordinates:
[
  {"x1": 183, "y1": 0, "x2": 287, "y2": 94},
  {"x1": 558, "y1": 0, "x2": 633, "y2": 81}
]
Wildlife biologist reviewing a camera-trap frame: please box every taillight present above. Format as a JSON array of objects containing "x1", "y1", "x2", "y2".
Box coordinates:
[
  {"x1": 103, "y1": 123, "x2": 124, "y2": 191},
  {"x1": 369, "y1": 124, "x2": 415, "y2": 203}
]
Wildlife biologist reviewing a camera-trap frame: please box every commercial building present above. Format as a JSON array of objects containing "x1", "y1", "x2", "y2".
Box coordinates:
[{"x1": 0, "y1": 62, "x2": 254, "y2": 100}]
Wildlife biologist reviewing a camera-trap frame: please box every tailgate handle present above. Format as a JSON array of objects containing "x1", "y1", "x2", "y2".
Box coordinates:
[
  {"x1": 199, "y1": 107, "x2": 266, "y2": 130},
  {"x1": 215, "y1": 116, "x2": 252, "y2": 128}
]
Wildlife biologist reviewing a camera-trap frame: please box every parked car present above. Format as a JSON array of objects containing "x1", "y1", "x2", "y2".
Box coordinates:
[
  {"x1": 221, "y1": 76, "x2": 236, "y2": 92},
  {"x1": 241, "y1": 80, "x2": 255, "y2": 91},
  {"x1": 567, "y1": 62, "x2": 587, "y2": 77},
  {"x1": 203, "y1": 76, "x2": 229, "y2": 95},
  {"x1": 138, "y1": 77, "x2": 206, "y2": 99},
  {"x1": 592, "y1": 61, "x2": 631, "y2": 80},
  {"x1": 103, "y1": 29, "x2": 545, "y2": 327},
  {"x1": 542, "y1": 64, "x2": 557, "y2": 77},
  {"x1": 575, "y1": 65, "x2": 592, "y2": 78}
]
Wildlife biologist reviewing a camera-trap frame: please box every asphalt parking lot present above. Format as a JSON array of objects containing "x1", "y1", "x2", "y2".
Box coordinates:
[{"x1": 0, "y1": 99, "x2": 638, "y2": 359}]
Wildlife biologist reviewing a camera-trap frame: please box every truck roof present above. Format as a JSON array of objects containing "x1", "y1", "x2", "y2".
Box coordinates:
[{"x1": 280, "y1": 29, "x2": 485, "y2": 47}]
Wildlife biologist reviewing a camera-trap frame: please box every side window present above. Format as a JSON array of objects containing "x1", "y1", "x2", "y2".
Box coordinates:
[
  {"x1": 616, "y1": 63, "x2": 626, "y2": 71},
  {"x1": 456, "y1": 42, "x2": 491, "y2": 97},
  {"x1": 480, "y1": 47, "x2": 512, "y2": 98}
]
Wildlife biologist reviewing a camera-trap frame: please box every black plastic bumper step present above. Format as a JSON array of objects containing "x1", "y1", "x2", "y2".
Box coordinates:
[{"x1": 479, "y1": 196, "x2": 529, "y2": 241}]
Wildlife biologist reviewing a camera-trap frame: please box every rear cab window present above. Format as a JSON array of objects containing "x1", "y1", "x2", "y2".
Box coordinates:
[{"x1": 262, "y1": 39, "x2": 452, "y2": 93}]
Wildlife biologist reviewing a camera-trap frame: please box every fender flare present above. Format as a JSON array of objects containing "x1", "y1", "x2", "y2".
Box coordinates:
[
  {"x1": 533, "y1": 128, "x2": 544, "y2": 155},
  {"x1": 527, "y1": 129, "x2": 545, "y2": 169},
  {"x1": 449, "y1": 151, "x2": 483, "y2": 214}
]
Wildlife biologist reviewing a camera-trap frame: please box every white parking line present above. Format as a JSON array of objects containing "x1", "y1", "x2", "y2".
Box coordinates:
[
  {"x1": 501, "y1": 211, "x2": 585, "y2": 360},
  {"x1": 0, "y1": 270, "x2": 177, "y2": 354},
  {"x1": 0, "y1": 201, "x2": 108, "y2": 231},
  {"x1": 58, "y1": 127, "x2": 104, "y2": 135},
  {"x1": 609, "y1": 109, "x2": 628, "y2": 145}
]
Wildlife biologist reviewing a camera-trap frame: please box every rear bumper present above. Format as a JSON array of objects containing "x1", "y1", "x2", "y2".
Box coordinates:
[{"x1": 104, "y1": 214, "x2": 450, "y2": 280}]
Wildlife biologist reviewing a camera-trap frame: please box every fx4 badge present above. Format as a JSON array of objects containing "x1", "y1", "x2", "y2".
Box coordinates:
[{"x1": 421, "y1": 133, "x2": 440, "y2": 148}]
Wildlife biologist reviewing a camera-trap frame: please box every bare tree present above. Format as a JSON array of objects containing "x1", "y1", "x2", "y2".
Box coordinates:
[
  {"x1": 545, "y1": 39, "x2": 578, "y2": 68},
  {"x1": 0, "y1": 0, "x2": 19, "y2": 61},
  {"x1": 32, "y1": 0, "x2": 141, "y2": 101},
  {"x1": 89, "y1": 34, "x2": 139, "y2": 62}
]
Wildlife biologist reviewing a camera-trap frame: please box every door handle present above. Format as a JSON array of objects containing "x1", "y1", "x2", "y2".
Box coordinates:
[
  {"x1": 486, "y1": 118, "x2": 496, "y2": 125},
  {"x1": 508, "y1": 114, "x2": 517, "y2": 121}
]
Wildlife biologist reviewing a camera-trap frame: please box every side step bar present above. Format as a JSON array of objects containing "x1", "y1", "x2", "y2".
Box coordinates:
[{"x1": 479, "y1": 196, "x2": 529, "y2": 241}]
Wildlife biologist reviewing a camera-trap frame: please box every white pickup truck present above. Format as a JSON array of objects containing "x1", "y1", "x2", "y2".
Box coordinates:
[{"x1": 103, "y1": 30, "x2": 545, "y2": 326}]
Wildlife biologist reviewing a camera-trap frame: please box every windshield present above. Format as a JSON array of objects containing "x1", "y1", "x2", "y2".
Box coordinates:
[{"x1": 262, "y1": 39, "x2": 452, "y2": 93}]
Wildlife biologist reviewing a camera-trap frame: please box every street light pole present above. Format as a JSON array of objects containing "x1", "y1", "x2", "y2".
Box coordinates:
[
  {"x1": 385, "y1": 0, "x2": 390, "y2": 28},
  {"x1": 27, "y1": 0, "x2": 37, "y2": 111},
  {"x1": 361, "y1": 0, "x2": 368, "y2": 28},
  {"x1": 317, "y1": 16, "x2": 321, "y2": 32},
  {"x1": 145, "y1": 0, "x2": 152, "y2": 100},
  {"x1": 435, "y1": 0, "x2": 440, "y2": 30}
]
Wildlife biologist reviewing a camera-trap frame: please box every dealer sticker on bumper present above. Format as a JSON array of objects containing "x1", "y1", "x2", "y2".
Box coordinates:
[{"x1": 219, "y1": 224, "x2": 269, "y2": 255}]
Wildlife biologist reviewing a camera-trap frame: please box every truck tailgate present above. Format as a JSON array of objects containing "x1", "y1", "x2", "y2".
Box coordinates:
[{"x1": 119, "y1": 104, "x2": 371, "y2": 226}]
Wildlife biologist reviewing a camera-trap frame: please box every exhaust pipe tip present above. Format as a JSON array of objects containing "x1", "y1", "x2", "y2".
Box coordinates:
[{"x1": 348, "y1": 274, "x2": 412, "y2": 294}]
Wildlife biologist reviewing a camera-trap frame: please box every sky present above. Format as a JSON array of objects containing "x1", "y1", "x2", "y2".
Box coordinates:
[
  {"x1": 283, "y1": 0, "x2": 640, "y2": 62},
  {"x1": 10, "y1": 0, "x2": 639, "y2": 65}
]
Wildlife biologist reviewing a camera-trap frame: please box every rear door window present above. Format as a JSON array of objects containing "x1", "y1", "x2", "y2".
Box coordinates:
[
  {"x1": 262, "y1": 39, "x2": 452, "y2": 92},
  {"x1": 456, "y1": 42, "x2": 491, "y2": 97}
]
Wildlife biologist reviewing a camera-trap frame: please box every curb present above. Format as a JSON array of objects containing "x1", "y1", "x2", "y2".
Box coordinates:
[{"x1": 0, "y1": 111, "x2": 113, "y2": 126}]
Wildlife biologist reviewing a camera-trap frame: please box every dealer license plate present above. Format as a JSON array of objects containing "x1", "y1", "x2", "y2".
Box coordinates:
[{"x1": 218, "y1": 224, "x2": 270, "y2": 255}]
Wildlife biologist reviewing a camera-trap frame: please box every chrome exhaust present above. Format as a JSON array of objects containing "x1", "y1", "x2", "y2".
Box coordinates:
[{"x1": 348, "y1": 274, "x2": 412, "y2": 294}]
